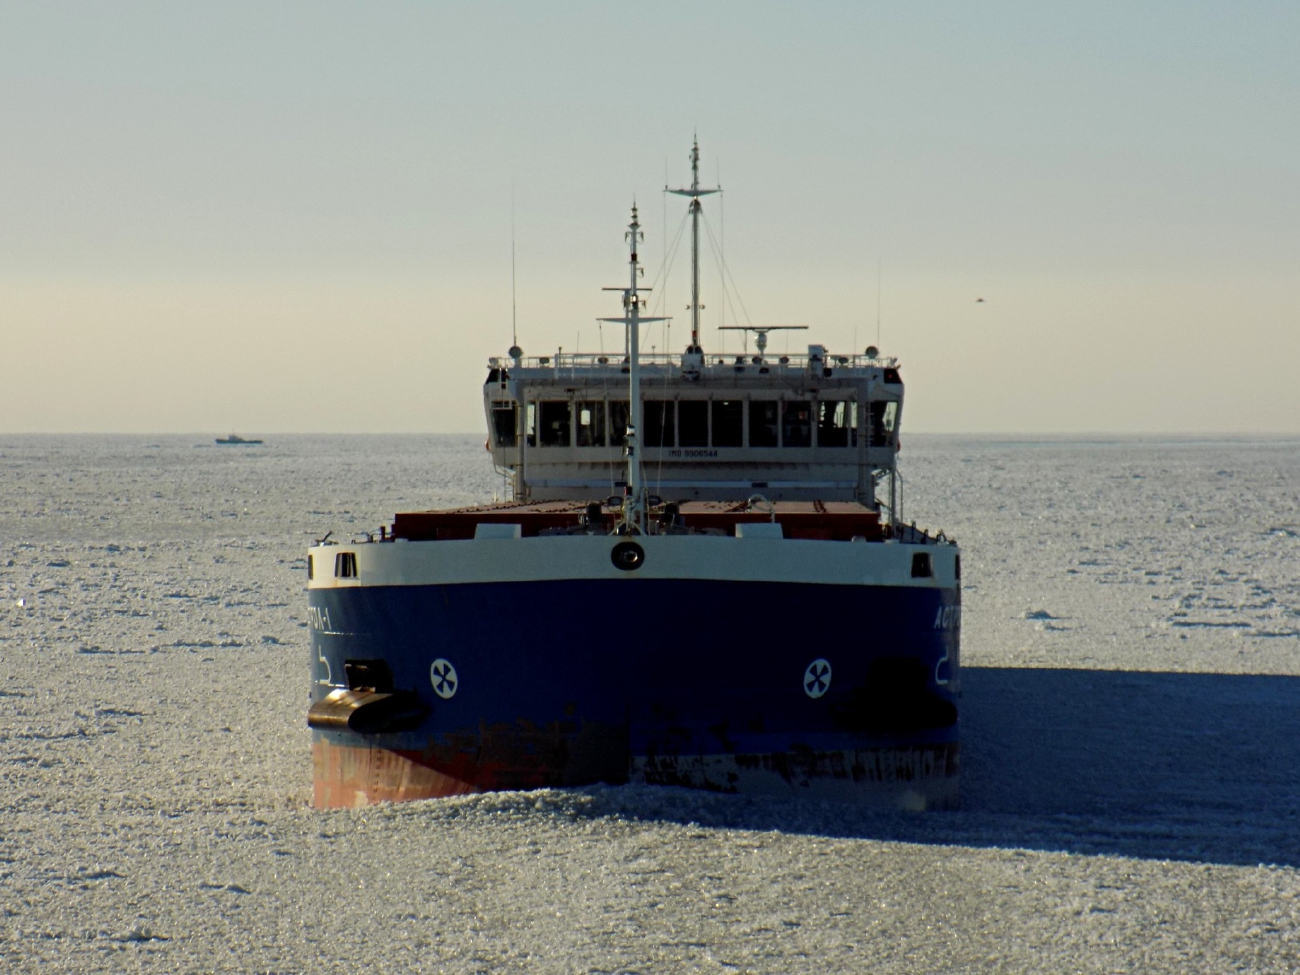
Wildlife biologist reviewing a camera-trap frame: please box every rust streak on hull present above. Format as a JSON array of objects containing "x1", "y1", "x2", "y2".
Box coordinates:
[{"x1": 634, "y1": 743, "x2": 960, "y2": 810}]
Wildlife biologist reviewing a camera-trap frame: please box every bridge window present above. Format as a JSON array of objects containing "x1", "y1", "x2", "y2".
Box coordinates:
[
  {"x1": 576, "y1": 401, "x2": 606, "y2": 447},
  {"x1": 608, "y1": 401, "x2": 629, "y2": 446},
  {"x1": 869, "y1": 401, "x2": 899, "y2": 446},
  {"x1": 538, "y1": 401, "x2": 571, "y2": 447},
  {"x1": 750, "y1": 401, "x2": 779, "y2": 447},
  {"x1": 491, "y1": 405, "x2": 517, "y2": 447},
  {"x1": 335, "y1": 552, "x2": 357, "y2": 578},
  {"x1": 712, "y1": 400, "x2": 744, "y2": 447},
  {"x1": 644, "y1": 400, "x2": 675, "y2": 447},
  {"x1": 679, "y1": 401, "x2": 708, "y2": 447},
  {"x1": 782, "y1": 401, "x2": 812, "y2": 447},
  {"x1": 817, "y1": 400, "x2": 856, "y2": 447}
]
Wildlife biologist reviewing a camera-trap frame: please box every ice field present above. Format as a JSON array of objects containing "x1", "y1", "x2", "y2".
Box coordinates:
[{"x1": 2, "y1": 433, "x2": 1299, "y2": 973}]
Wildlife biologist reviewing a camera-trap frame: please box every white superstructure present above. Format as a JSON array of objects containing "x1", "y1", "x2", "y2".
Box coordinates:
[{"x1": 483, "y1": 140, "x2": 904, "y2": 511}]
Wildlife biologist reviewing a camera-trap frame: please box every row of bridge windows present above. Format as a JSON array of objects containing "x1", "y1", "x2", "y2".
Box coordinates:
[{"x1": 490, "y1": 399, "x2": 898, "y2": 450}]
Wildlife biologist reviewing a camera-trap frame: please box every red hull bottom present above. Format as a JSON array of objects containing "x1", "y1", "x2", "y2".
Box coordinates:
[
  {"x1": 312, "y1": 738, "x2": 959, "y2": 811},
  {"x1": 313, "y1": 740, "x2": 482, "y2": 808}
]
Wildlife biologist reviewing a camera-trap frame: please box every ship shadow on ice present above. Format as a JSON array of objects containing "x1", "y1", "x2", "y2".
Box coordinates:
[
  {"x1": 950, "y1": 666, "x2": 1300, "y2": 867},
  {"x1": 582, "y1": 667, "x2": 1300, "y2": 868}
]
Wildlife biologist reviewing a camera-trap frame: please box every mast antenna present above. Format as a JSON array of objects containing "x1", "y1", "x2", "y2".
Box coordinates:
[
  {"x1": 511, "y1": 185, "x2": 518, "y2": 348},
  {"x1": 876, "y1": 258, "x2": 882, "y2": 349},
  {"x1": 598, "y1": 204, "x2": 670, "y2": 534},
  {"x1": 666, "y1": 136, "x2": 720, "y2": 353}
]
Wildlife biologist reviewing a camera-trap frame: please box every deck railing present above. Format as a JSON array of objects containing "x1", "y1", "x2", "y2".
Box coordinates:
[{"x1": 489, "y1": 351, "x2": 899, "y2": 375}]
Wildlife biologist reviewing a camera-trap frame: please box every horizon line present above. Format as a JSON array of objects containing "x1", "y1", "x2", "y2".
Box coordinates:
[{"x1": 3, "y1": 431, "x2": 1299, "y2": 440}]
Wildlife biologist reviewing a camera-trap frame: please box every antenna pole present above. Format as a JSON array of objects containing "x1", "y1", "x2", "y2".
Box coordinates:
[
  {"x1": 876, "y1": 258, "x2": 882, "y2": 348},
  {"x1": 598, "y1": 206, "x2": 669, "y2": 533},
  {"x1": 625, "y1": 206, "x2": 646, "y2": 532},
  {"x1": 689, "y1": 146, "x2": 701, "y2": 349},
  {"x1": 667, "y1": 137, "x2": 720, "y2": 353},
  {"x1": 511, "y1": 186, "x2": 518, "y2": 348}
]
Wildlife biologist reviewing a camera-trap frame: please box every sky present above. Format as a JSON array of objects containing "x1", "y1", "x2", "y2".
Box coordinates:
[{"x1": 1, "y1": 1, "x2": 1297, "y2": 434}]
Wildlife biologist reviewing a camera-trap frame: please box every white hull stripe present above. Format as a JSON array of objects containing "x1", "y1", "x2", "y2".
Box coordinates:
[{"x1": 309, "y1": 535, "x2": 958, "y2": 590}]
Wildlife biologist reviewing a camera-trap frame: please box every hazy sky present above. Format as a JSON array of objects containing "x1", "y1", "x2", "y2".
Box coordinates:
[{"x1": 2, "y1": 2, "x2": 1297, "y2": 433}]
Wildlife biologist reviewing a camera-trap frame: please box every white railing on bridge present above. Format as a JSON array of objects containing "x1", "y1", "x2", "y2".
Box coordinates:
[{"x1": 490, "y1": 351, "x2": 899, "y2": 375}]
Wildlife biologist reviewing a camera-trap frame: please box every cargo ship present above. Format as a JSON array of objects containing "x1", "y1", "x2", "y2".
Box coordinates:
[{"x1": 306, "y1": 143, "x2": 961, "y2": 810}]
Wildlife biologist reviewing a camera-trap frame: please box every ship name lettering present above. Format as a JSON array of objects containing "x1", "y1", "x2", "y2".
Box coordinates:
[
  {"x1": 308, "y1": 606, "x2": 332, "y2": 632},
  {"x1": 933, "y1": 606, "x2": 960, "y2": 630}
]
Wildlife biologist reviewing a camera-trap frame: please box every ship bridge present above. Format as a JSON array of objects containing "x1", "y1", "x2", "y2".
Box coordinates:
[{"x1": 483, "y1": 344, "x2": 903, "y2": 507}]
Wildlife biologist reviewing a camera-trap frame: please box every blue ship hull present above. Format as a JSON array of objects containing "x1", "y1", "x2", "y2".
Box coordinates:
[{"x1": 308, "y1": 576, "x2": 960, "y2": 808}]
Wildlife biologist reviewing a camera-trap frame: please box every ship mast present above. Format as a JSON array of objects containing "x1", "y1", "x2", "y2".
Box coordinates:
[
  {"x1": 666, "y1": 138, "x2": 720, "y2": 353},
  {"x1": 599, "y1": 204, "x2": 668, "y2": 534}
]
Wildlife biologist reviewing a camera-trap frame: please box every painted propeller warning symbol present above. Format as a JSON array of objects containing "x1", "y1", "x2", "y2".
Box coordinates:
[
  {"x1": 803, "y1": 658, "x2": 832, "y2": 698},
  {"x1": 430, "y1": 658, "x2": 459, "y2": 699}
]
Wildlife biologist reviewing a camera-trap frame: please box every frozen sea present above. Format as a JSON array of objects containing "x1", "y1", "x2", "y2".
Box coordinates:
[{"x1": 2, "y1": 433, "x2": 1299, "y2": 973}]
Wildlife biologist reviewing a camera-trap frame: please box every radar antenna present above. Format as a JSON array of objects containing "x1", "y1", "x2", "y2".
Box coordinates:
[{"x1": 717, "y1": 325, "x2": 808, "y2": 357}]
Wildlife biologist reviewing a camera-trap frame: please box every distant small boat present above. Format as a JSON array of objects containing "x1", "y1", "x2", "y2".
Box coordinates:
[{"x1": 215, "y1": 434, "x2": 263, "y2": 445}]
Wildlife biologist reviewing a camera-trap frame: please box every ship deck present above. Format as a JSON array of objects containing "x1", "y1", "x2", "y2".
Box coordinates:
[{"x1": 391, "y1": 499, "x2": 887, "y2": 542}]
